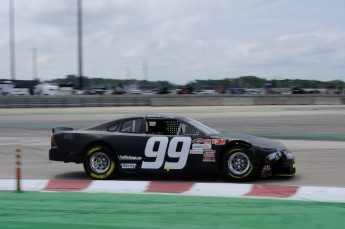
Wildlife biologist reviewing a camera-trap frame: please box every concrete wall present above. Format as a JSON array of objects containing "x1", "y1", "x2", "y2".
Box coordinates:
[
  {"x1": 0, "y1": 95, "x2": 344, "y2": 108},
  {"x1": 0, "y1": 95, "x2": 150, "y2": 108}
]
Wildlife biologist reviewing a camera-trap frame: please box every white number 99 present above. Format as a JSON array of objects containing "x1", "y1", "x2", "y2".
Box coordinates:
[{"x1": 141, "y1": 137, "x2": 191, "y2": 170}]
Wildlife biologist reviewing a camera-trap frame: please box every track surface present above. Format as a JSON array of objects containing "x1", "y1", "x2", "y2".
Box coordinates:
[{"x1": 0, "y1": 105, "x2": 344, "y2": 187}]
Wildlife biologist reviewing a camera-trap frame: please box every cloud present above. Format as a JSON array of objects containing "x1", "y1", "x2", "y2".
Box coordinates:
[{"x1": 0, "y1": 0, "x2": 344, "y2": 83}]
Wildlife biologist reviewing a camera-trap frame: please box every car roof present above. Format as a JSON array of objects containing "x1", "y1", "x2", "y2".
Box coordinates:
[
  {"x1": 84, "y1": 113, "x2": 190, "y2": 131},
  {"x1": 146, "y1": 113, "x2": 191, "y2": 121},
  {"x1": 111, "y1": 113, "x2": 186, "y2": 121},
  {"x1": 146, "y1": 114, "x2": 178, "y2": 119}
]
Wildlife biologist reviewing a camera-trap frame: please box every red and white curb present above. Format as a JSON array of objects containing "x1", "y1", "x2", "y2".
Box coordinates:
[{"x1": 1, "y1": 179, "x2": 345, "y2": 203}]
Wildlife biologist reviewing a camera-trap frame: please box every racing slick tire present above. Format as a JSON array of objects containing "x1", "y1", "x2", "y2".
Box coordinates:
[
  {"x1": 222, "y1": 147, "x2": 256, "y2": 181},
  {"x1": 83, "y1": 145, "x2": 117, "y2": 180}
]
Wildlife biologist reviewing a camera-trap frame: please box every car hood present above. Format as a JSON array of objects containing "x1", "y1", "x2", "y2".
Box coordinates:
[{"x1": 214, "y1": 132, "x2": 287, "y2": 150}]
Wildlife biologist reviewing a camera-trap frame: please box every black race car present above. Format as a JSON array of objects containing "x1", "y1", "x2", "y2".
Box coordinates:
[{"x1": 49, "y1": 114, "x2": 296, "y2": 180}]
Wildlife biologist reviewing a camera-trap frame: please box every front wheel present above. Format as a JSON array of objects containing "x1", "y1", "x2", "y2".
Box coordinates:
[
  {"x1": 222, "y1": 147, "x2": 256, "y2": 181},
  {"x1": 83, "y1": 145, "x2": 117, "y2": 180}
]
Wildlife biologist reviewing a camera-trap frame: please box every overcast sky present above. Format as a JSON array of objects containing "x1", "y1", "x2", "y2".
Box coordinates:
[{"x1": 0, "y1": 0, "x2": 344, "y2": 84}]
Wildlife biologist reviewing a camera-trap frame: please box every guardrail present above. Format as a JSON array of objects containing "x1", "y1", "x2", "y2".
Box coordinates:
[
  {"x1": 0, "y1": 95, "x2": 150, "y2": 108},
  {"x1": 0, "y1": 94, "x2": 344, "y2": 108}
]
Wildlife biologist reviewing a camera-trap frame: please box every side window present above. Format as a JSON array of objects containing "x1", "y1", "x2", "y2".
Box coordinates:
[
  {"x1": 177, "y1": 123, "x2": 199, "y2": 136},
  {"x1": 107, "y1": 122, "x2": 119, "y2": 132},
  {"x1": 120, "y1": 119, "x2": 143, "y2": 133},
  {"x1": 147, "y1": 119, "x2": 180, "y2": 135},
  {"x1": 165, "y1": 120, "x2": 181, "y2": 135}
]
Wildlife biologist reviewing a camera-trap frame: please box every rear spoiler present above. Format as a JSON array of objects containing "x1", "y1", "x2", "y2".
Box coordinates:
[{"x1": 52, "y1": 127, "x2": 74, "y2": 134}]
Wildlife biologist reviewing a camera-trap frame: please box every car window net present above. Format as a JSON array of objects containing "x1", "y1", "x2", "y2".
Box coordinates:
[{"x1": 147, "y1": 119, "x2": 198, "y2": 136}]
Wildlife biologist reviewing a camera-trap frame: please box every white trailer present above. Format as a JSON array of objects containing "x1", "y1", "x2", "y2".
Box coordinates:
[
  {"x1": 34, "y1": 84, "x2": 59, "y2": 95},
  {"x1": 0, "y1": 81, "x2": 14, "y2": 95}
]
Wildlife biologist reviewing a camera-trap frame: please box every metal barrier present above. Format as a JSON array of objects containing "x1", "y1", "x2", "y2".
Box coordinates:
[{"x1": 0, "y1": 94, "x2": 344, "y2": 108}]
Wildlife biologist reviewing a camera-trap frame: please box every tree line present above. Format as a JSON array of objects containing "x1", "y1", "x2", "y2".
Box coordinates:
[{"x1": 46, "y1": 75, "x2": 345, "y2": 89}]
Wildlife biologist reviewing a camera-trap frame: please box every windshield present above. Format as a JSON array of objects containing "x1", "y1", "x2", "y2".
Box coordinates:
[{"x1": 186, "y1": 118, "x2": 220, "y2": 135}]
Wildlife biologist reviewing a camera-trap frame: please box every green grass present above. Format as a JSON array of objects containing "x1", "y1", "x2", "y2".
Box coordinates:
[{"x1": 0, "y1": 191, "x2": 344, "y2": 229}]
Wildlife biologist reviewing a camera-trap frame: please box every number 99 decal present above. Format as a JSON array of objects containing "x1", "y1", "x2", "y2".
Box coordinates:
[{"x1": 141, "y1": 137, "x2": 192, "y2": 170}]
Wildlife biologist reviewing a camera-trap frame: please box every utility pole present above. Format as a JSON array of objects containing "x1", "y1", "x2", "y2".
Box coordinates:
[
  {"x1": 32, "y1": 48, "x2": 37, "y2": 80},
  {"x1": 143, "y1": 59, "x2": 148, "y2": 81},
  {"x1": 142, "y1": 59, "x2": 148, "y2": 88},
  {"x1": 126, "y1": 67, "x2": 131, "y2": 80},
  {"x1": 77, "y1": 0, "x2": 83, "y2": 89},
  {"x1": 9, "y1": 0, "x2": 16, "y2": 80}
]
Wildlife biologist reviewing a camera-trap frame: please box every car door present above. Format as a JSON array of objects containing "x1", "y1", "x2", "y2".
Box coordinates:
[
  {"x1": 111, "y1": 118, "x2": 147, "y2": 172},
  {"x1": 141, "y1": 118, "x2": 207, "y2": 173},
  {"x1": 174, "y1": 121, "x2": 217, "y2": 172}
]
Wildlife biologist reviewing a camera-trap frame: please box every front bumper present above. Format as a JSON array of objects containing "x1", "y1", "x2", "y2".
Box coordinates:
[
  {"x1": 261, "y1": 158, "x2": 296, "y2": 177},
  {"x1": 274, "y1": 158, "x2": 296, "y2": 176},
  {"x1": 260, "y1": 149, "x2": 296, "y2": 177}
]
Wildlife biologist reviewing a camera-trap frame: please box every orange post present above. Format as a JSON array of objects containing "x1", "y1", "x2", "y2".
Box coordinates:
[{"x1": 15, "y1": 148, "x2": 22, "y2": 192}]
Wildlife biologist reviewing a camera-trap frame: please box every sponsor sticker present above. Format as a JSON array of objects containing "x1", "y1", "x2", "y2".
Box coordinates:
[
  {"x1": 203, "y1": 139, "x2": 211, "y2": 144},
  {"x1": 189, "y1": 149, "x2": 203, "y2": 154},
  {"x1": 212, "y1": 139, "x2": 226, "y2": 145},
  {"x1": 202, "y1": 150, "x2": 216, "y2": 162},
  {"x1": 120, "y1": 163, "x2": 137, "y2": 169},
  {"x1": 192, "y1": 138, "x2": 204, "y2": 144},
  {"x1": 261, "y1": 165, "x2": 272, "y2": 177},
  {"x1": 118, "y1": 155, "x2": 142, "y2": 161},
  {"x1": 192, "y1": 144, "x2": 204, "y2": 150},
  {"x1": 63, "y1": 133, "x2": 74, "y2": 140},
  {"x1": 203, "y1": 157, "x2": 215, "y2": 162},
  {"x1": 147, "y1": 114, "x2": 173, "y2": 119},
  {"x1": 203, "y1": 143, "x2": 212, "y2": 150}
]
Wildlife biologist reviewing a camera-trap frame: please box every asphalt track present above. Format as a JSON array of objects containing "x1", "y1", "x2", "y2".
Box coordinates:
[
  {"x1": 1, "y1": 105, "x2": 345, "y2": 228},
  {"x1": 0, "y1": 105, "x2": 345, "y2": 187}
]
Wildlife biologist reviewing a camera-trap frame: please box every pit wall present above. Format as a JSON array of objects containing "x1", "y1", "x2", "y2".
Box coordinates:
[{"x1": 0, "y1": 95, "x2": 344, "y2": 108}]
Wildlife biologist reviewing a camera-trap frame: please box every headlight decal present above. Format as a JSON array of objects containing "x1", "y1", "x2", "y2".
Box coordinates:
[
  {"x1": 265, "y1": 151, "x2": 282, "y2": 164},
  {"x1": 283, "y1": 151, "x2": 295, "y2": 159}
]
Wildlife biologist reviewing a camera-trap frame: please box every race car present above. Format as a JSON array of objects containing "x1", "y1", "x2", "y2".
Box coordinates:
[{"x1": 49, "y1": 114, "x2": 296, "y2": 180}]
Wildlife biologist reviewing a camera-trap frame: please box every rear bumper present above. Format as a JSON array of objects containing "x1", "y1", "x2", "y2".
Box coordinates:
[{"x1": 49, "y1": 148, "x2": 80, "y2": 163}]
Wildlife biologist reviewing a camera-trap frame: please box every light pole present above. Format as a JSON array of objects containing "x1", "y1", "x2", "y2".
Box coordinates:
[
  {"x1": 9, "y1": 0, "x2": 16, "y2": 80},
  {"x1": 32, "y1": 48, "x2": 37, "y2": 80},
  {"x1": 143, "y1": 59, "x2": 148, "y2": 87},
  {"x1": 77, "y1": 0, "x2": 83, "y2": 89}
]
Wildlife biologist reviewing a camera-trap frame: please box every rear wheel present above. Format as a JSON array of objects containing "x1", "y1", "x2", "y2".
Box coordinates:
[
  {"x1": 222, "y1": 147, "x2": 255, "y2": 180},
  {"x1": 83, "y1": 145, "x2": 117, "y2": 180}
]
